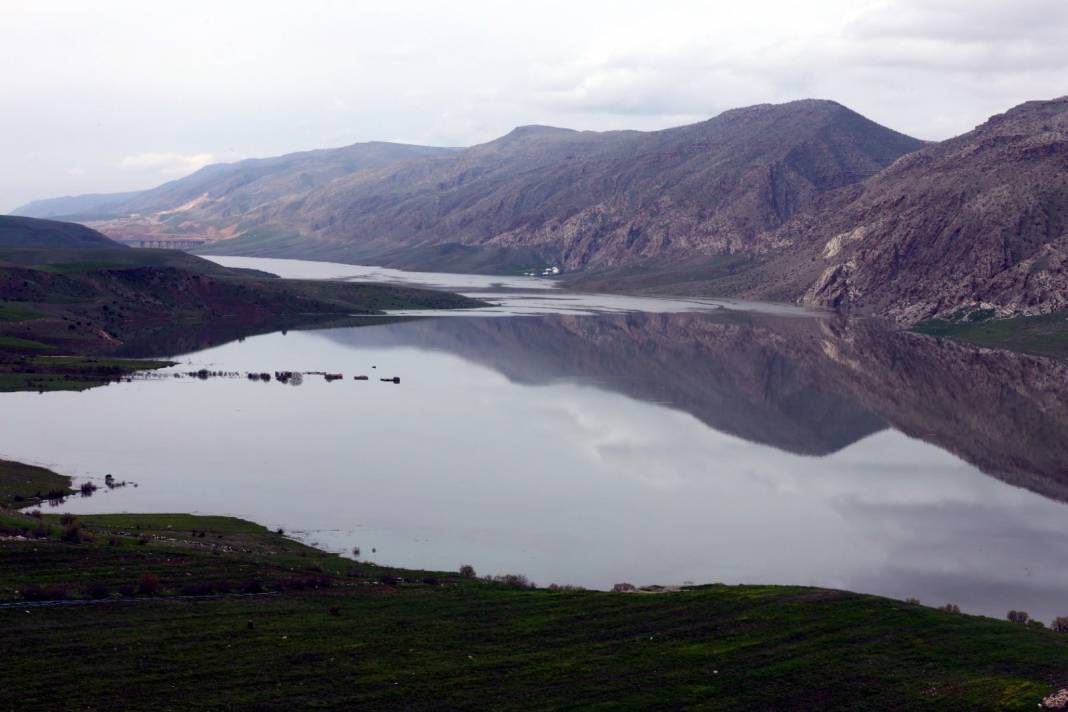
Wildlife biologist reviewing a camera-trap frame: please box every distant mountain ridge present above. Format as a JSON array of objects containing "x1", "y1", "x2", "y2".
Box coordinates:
[
  {"x1": 12, "y1": 191, "x2": 144, "y2": 221},
  {"x1": 17, "y1": 96, "x2": 1068, "y2": 325},
  {"x1": 195, "y1": 99, "x2": 923, "y2": 272},
  {"x1": 16, "y1": 99, "x2": 922, "y2": 272},
  {"x1": 14, "y1": 142, "x2": 460, "y2": 247}
]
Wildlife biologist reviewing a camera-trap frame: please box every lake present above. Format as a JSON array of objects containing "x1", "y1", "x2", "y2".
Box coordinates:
[{"x1": 3, "y1": 256, "x2": 1067, "y2": 621}]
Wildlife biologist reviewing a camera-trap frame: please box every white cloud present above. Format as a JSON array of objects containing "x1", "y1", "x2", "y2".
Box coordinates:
[
  {"x1": 66, "y1": 167, "x2": 85, "y2": 176},
  {"x1": 117, "y1": 152, "x2": 214, "y2": 175}
]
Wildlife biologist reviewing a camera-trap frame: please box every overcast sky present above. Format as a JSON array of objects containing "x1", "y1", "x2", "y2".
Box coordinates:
[{"x1": 2, "y1": 0, "x2": 1067, "y2": 211}]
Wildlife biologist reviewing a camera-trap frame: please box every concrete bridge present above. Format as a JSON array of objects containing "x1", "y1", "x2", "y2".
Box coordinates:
[{"x1": 117, "y1": 239, "x2": 207, "y2": 250}]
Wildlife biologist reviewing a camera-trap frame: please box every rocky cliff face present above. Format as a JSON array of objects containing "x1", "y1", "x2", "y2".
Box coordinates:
[{"x1": 764, "y1": 97, "x2": 1068, "y2": 324}]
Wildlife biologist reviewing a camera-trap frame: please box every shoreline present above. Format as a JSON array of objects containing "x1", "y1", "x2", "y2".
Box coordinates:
[{"x1": 3, "y1": 458, "x2": 1068, "y2": 709}]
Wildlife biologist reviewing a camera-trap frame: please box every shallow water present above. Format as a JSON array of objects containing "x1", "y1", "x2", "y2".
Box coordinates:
[
  {"x1": 4, "y1": 257, "x2": 1068, "y2": 622},
  {"x1": 208, "y1": 255, "x2": 817, "y2": 317}
]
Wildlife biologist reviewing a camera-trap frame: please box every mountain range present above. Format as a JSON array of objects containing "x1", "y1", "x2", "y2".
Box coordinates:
[{"x1": 14, "y1": 96, "x2": 1068, "y2": 325}]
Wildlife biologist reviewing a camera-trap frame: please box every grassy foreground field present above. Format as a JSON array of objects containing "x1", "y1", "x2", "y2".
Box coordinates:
[{"x1": 2, "y1": 506, "x2": 1068, "y2": 710}]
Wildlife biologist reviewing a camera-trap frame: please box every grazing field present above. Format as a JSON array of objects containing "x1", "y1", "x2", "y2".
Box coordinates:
[{"x1": 1, "y1": 508, "x2": 1066, "y2": 710}]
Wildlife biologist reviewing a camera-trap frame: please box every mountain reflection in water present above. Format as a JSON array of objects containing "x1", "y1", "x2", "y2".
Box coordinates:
[
  {"x1": 322, "y1": 311, "x2": 1068, "y2": 500},
  {"x1": 3, "y1": 307, "x2": 1067, "y2": 621}
]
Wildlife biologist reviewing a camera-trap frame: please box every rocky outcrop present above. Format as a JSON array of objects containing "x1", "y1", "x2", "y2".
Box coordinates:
[{"x1": 762, "y1": 97, "x2": 1068, "y2": 324}]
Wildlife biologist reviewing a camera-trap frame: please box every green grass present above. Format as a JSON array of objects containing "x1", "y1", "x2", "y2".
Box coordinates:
[
  {"x1": 0, "y1": 459, "x2": 72, "y2": 507},
  {"x1": 0, "y1": 246, "x2": 484, "y2": 367},
  {"x1": 0, "y1": 302, "x2": 41, "y2": 322},
  {"x1": 67, "y1": 512, "x2": 276, "y2": 536},
  {"x1": 0, "y1": 335, "x2": 53, "y2": 351},
  {"x1": 0, "y1": 355, "x2": 172, "y2": 393},
  {"x1": 914, "y1": 311, "x2": 1068, "y2": 359},
  {"x1": 1, "y1": 509, "x2": 1067, "y2": 710},
  {"x1": 0, "y1": 246, "x2": 246, "y2": 275},
  {"x1": 565, "y1": 253, "x2": 758, "y2": 294}
]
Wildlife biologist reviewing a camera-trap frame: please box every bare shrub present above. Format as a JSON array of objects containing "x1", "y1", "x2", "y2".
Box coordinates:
[
  {"x1": 905, "y1": 597, "x2": 921, "y2": 606},
  {"x1": 459, "y1": 564, "x2": 476, "y2": 578},
  {"x1": 179, "y1": 581, "x2": 217, "y2": 596},
  {"x1": 59, "y1": 512, "x2": 77, "y2": 525},
  {"x1": 612, "y1": 583, "x2": 637, "y2": 593},
  {"x1": 27, "y1": 509, "x2": 42, "y2": 519},
  {"x1": 548, "y1": 584, "x2": 586, "y2": 592},
  {"x1": 60, "y1": 523, "x2": 93, "y2": 543},
  {"x1": 1028, "y1": 620, "x2": 1047, "y2": 630},
  {"x1": 492, "y1": 574, "x2": 534, "y2": 589},
  {"x1": 939, "y1": 603, "x2": 961, "y2": 614},
  {"x1": 137, "y1": 573, "x2": 161, "y2": 596},
  {"x1": 285, "y1": 576, "x2": 333, "y2": 591},
  {"x1": 1053, "y1": 617, "x2": 1068, "y2": 633},
  {"x1": 85, "y1": 582, "x2": 110, "y2": 600},
  {"x1": 1007, "y1": 610, "x2": 1030, "y2": 624},
  {"x1": 241, "y1": 579, "x2": 264, "y2": 594},
  {"x1": 21, "y1": 584, "x2": 69, "y2": 601}
]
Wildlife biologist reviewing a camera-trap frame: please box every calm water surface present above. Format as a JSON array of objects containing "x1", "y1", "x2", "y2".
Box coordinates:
[{"x1": 3, "y1": 256, "x2": 1068, "y2": 621}]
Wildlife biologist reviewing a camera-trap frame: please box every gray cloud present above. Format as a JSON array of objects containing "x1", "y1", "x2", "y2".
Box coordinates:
[{"x1": 2, "y1": 0, "x2": 1067, "y2": 211}]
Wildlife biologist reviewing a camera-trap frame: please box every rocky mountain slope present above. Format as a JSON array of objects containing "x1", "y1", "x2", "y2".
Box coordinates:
[
  {"x1": 742, "y1": 97, "x2": 1068, "y2": 324},
  {"x1": 17, "y1": 97, "x2": 1068, "y2": 326},
  {"x1": 19, "y1": 101, "x2": 922, "y2": 274},
  {"x1": 17, "y1": 142, "x2": 458, "y2": 245},
  {"x1": 11, "y1": 191, "x2": 144, "y2": 221},
  {"x1": 202, "y1": 100, "x2": 923, "y2": 272}
]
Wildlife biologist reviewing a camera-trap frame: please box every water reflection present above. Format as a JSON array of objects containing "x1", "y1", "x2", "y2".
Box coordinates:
[
  {"x1": 321, "y1": 311, "x2": 1068, "y2": 496},
  {"x1": 2, "y1": 309, "x2": 1067, "y2": 621}
]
